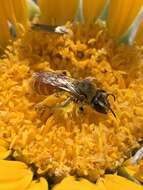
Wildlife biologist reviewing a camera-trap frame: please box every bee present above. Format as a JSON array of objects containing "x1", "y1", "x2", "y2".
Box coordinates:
[
  {"x1": 32, "y1": 71, "x2": 116, "y2": 117},
  {"x1": 31, "y1": 23, "x2": 72, "y2": 35}
]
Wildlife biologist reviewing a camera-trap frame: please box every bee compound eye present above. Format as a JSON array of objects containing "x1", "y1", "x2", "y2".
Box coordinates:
[{"x1": 91, "y1": 97, "x2": 108, "y2": 114}]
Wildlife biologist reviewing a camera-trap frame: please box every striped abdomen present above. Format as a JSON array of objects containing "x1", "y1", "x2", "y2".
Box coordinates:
[{"x1": 31, "y1": 72, "x2": 56, "y2": 95}]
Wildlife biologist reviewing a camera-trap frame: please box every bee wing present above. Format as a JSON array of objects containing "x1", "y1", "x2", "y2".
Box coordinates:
[{"x1": 32, "y1": 72, "x2": 81, "y2": 97}]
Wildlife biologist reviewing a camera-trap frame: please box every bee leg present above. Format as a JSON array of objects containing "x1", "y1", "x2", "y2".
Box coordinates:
[
  {"x1": 35, "y1": 96, "x2": 72, "y2": 113},
  {"x1": 35, "y1": 103, "x2": 51, "y2": 114},
  {"x1": 55, "y1": 96, "x2": 73, "y2": 108},
  {"x1": 78, "y1": 102, "x2": 85, "y2": 113},
  {"x1": 35, "y1": 104, "x2": 51, "y2": 118},
  {"x1": 75, "y1": 104, "x2": 85, "y2": 115},
  {"x1": 79, "y1": 106, "x2": 84, "y2": 112}
]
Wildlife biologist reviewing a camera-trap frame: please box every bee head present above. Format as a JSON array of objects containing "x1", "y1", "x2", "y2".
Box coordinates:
[{"x1": 92, "y1": 90, "x2": 116, "y2": 117}]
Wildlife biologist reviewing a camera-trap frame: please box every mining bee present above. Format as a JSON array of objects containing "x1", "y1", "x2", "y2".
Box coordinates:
[
  {"x1": 31, "y1": 23, "x2": 72, "y2": 35},
  {"x1": 32, "y1": 71, "x2": 116, "y2": 117}
]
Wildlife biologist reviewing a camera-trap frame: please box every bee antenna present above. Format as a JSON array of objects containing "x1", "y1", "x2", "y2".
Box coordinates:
[
  {"x1": 109, "y1": 107, "x2": 116, "y2": 118},
  {"x1": 107, "y1": 93, "x2": 116, "y2": 101}
]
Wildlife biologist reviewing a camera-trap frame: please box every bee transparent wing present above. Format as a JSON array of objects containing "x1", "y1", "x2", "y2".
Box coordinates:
[{"x1": 32, "y1": 72, "x2": 81, "y2": 97}]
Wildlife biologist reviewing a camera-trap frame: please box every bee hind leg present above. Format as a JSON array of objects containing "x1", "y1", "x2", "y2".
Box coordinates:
[
  {"x1": 36, "y1": 96, "x2": 73, "y2": 113},
  {"x1": 35, "y1": 103, "x2": 52, "y2": 117},
  {"x1": 55, "y1": 96, "x2": 73, "y2": 108}
]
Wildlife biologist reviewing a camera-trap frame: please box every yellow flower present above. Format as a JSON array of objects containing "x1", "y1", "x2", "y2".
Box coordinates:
[{"x1": 0, "y1": 0, "x2": 143, "y2": 189}]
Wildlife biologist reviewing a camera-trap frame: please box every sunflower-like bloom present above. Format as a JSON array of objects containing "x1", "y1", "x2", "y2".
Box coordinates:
[{"x1": 0, "y1": 0, "x2": 143, "y2": 189}]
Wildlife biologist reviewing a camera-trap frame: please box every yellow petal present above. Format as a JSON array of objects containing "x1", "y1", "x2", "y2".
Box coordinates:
[
  {"x1": 27, "y1": 177, "x2": 48, "y2": 190},
  {"x1": 0, "y1": 0, "x2": 28, "y2": 47},
  {"x1": 52, "y1": 176, "x2": 103, "y2": 190},
  {"x1": 52, "y1": 175, "x2": 143, "y2": 190},
  {"x1": 83, "y1": 0, "x2": 106, "y2": 24},
  {"x1": 37, "y1": 0, "x2": 78, "y2": 25},
  {"x1": 97, "y1": 174, "x2": 143, "y2": 190},
  {"x1": 135, "y1": 20, "x2": 143, "y2": 44},
  {"x1": 0, "y1": 160, "x2": 33, "y2": 182},
  {"x1": 0, "y1": 172, "x2": 33, "y2": 190},
  {"x1": 0, "y1": 160, "x2": 33, "y2": 190},
  {"x1": 0, "y1": 3, "x2": 10, "y2": 47},
  {"x1": 12, "y1": 0, "x2": 28, "y2": 27},
  {"x1": 107, "y1": 0, "x2": 143, "y2": 38},
  {"x1": 0, "y1": 0, "x2": 16, "y2": 23}
]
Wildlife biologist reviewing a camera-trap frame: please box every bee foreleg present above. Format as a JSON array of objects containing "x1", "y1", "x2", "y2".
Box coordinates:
[
  {"x1": 75, "y1": 101, "x2": 85, "y2": 113},
  {"x1": 75, "y1": 102, "x2": 85, "y2": 115}
]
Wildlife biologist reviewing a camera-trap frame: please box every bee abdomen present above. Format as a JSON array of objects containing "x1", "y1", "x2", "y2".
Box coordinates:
[{"x1": 31, "y1": 73, "x2": 55, "y2": 95}]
